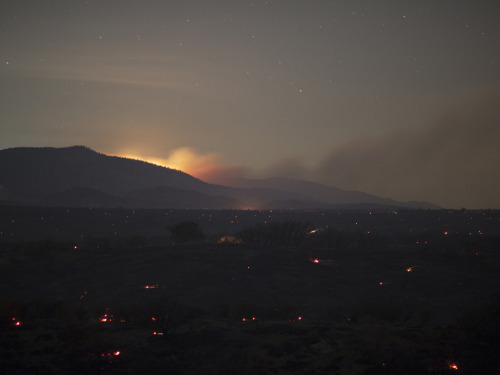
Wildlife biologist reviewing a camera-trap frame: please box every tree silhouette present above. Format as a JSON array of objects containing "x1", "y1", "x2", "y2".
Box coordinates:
[{"x1": 168, "y1": 221, "x2": 205, "y2": 243}]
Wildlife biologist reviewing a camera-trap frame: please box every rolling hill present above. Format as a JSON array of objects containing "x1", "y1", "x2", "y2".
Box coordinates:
[{"x1": 0, "y1": 146, "x2": 438, "y2": 209}]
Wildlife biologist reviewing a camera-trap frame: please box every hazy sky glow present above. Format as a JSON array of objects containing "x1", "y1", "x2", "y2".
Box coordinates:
[{"x1": 1, "y1": 1, "x2": 499, "y2": 208}]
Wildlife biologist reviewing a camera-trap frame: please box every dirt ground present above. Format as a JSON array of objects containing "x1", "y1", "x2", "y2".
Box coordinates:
[{"x1": 1, "y1": 207, "x2": 499, "y2": 374}]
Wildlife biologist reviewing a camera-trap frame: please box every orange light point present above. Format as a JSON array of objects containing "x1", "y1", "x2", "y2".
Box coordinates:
[{"x1": 449, "y1": 363, "x2": 458, "y2": 370}]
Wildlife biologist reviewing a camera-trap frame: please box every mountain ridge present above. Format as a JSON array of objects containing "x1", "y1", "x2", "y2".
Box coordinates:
[{"x1": 0, "y1": 146, "x2": 439, "y2": 209}]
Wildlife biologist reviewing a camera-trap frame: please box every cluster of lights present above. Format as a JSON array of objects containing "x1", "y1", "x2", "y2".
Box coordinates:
[
  {"x1": 241, "y1": 317, "x2": 257, "y2": 322},
  {"x1": 101, "y1": 351, "x2": 121, "y2": 364},
  {"x1": 99, "y1": 308, "x2": 113, "y2": 322}
]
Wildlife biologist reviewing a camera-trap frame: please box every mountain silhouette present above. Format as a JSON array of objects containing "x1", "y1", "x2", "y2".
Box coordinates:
[
  {"x1": 0, "y1": 146, "x2": 438, "y2": 209},
  {"x1": 230, "y1": 177, "x2": 436, "y2": 209}
]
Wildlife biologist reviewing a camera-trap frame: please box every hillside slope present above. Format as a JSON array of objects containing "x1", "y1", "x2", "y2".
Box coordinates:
[{"x1": 0, "y1": 146, "x2": 438, "y2": 209}]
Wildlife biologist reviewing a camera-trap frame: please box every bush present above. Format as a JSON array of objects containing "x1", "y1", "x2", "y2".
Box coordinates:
[
  {"x1": 238, "y1": 222, "x2": 310, "y2": 247},
  {"x1": 168, "y1": 221, "x2": 205, "y2": 243}
]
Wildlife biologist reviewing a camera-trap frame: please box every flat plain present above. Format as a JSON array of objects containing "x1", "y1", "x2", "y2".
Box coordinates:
[{"x1": 1, "y1": 207, "x2": 499, "y2": 374}]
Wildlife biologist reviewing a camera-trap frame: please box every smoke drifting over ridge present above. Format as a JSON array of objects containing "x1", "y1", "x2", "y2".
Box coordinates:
[
  {"x1": 194, "y1": 90, "x2": 500, "y2": 209},
  {"x1": 313, "y1": 91, "x2": 500, "y2": 208}
]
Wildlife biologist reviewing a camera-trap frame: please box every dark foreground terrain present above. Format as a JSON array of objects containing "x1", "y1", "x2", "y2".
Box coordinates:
[{"x1": 1, "y1": 207, "x2": 499, "y2": 374}]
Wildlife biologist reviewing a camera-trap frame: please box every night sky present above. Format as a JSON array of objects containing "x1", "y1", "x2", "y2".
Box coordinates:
[{"x1": 1, "y1": 1, "x2": 499, "y2": 208}]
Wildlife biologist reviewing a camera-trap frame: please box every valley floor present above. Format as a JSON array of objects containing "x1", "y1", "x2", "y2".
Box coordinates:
[{"x1": 1, "y1": 207, "x2": 499, "y2": 374}]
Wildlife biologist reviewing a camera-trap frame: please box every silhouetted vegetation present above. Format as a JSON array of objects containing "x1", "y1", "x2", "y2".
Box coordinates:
[
  {"x1": 238, "y1": 221, "x2": 310, "y2": 247},
  {"x1": 168, "y1": 221, "x2": 205, "y2": 243},
  {"x1": 0, "y1": 207, "x2": 499, "y2": 373}
]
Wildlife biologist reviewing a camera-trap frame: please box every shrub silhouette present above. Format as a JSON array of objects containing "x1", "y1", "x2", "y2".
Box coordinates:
[
  {"x1": 168, "y1": 221, "x2": 205, "y2": 243},
  {"x1": 238, "y1": 221, "x2": 310, "y2": 247}
]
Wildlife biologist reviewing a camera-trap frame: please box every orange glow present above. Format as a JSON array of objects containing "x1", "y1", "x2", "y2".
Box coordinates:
[
  {"x1": 144, "y1": 284, "x2": 160, "y2": 289},
  {"x1": 242, "y1": 317, "x2": 257, "y2": 322},
  {"x1": 15, "y1": 321, "x2": 21, "y2": 326},
  {"x1": 218, "y1": 236, "x2": 243, "y2": 244},
  {"x1": 114, "y1": 152, "x2": 173, "y2": 170},
  {"x1": 113, "y1": 147, "x2": 245, "y2": 185},
  {"x1": 114, "y1": 147, "x2": 223, "y2": 177},
  {"x1": 406, "y1": 267, "x2": 414, "y2": 272},
  {"x1": 449, "y1": 363, "x2": 458, "y2": 370},
  {"x1": 100, "y1": 309, "x2": 113, "y2": 322},
  {"x1": 313, "y1": 258, "x2": 319, "y2": 263},
  {"x1": 101, "y1": 351, "x2": 121, "y2": 359}
]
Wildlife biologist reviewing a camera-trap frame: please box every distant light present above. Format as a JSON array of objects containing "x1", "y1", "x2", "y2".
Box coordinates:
[{"x1": 449, "y1": 363, "x2": 458, "y2": 370}]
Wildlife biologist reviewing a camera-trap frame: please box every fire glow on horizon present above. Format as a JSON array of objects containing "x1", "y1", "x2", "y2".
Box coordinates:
[{"x1": 113, "y1": 147, "x2": 227, "y2": 181}]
